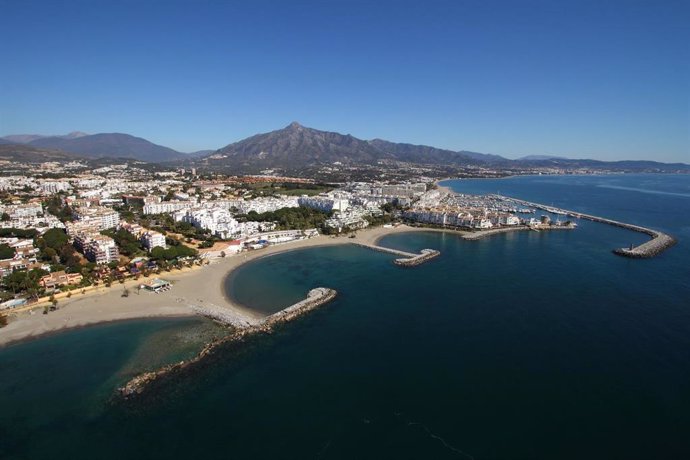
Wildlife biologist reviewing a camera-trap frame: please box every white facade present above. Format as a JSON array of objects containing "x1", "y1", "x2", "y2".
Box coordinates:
[{"x1": 140, "y1": 231, "x2": 166, "y2": 251}]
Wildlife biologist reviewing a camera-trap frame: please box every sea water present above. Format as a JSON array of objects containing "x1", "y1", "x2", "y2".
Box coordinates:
[{"x1": 1, "y1": 174, "x2": 688, "y2": 459}]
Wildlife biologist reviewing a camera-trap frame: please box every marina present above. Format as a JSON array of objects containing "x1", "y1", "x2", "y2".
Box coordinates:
[{"x1": 499, "y1": 195, "x2": 677, "y2": 258}]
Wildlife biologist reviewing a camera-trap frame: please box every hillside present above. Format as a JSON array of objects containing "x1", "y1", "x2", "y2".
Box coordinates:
[
  {"x1": 201, "y1": 122, "x2": 505, "y2": 171},
  {"x1": 0, "y1": 144, "x2": 80, "y2": 162},
  {"x1": 28, "y1": 133, "x2": 186, "y2": 162}
]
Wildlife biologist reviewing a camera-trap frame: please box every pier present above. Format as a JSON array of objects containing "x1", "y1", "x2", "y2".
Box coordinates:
[
  {"x1": 501, "y1": 195, "x2": 676, "y2": 258},
  {"x1": 394, "y1": 249, "x2": 441, "y2": 266},
  {"x1": 352, "y1": 242, "x2": 440, "y2": 266},
  {"x1": 119, "y1": 287, "x2": 337, "y2": 398}
]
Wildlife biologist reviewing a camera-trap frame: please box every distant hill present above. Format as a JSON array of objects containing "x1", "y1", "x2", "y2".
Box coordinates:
[
  {"x1": 519, "y1": 157, "x2": 690, "y2": 172},
  {"x1": 368, "y1": 139, "x2": 504, "y2": 164},
  {"x1": 27, "y1": 133, "x2": 186, "y2": 163},
  {"x1": 2, "y1": 132, "x2": 88, "y2": 144},
  {"x1": 519, "y1": 154, "x2": 568, "y2": 161}
]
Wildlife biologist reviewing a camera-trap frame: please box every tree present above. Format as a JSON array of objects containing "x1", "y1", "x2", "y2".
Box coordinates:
[
  {"x1": 1, "y1": 212, "x2": 10, "y2": 222},
  {"x1": 0, "y1": 244, "x2": 15, "y2": 260},
  {"x1": 42, "y1": 228, "x2": 69, "y2": 251}
]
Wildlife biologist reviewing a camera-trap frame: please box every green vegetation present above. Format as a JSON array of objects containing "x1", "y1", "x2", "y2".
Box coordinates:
[
  {"x1": 41, "y1": 228, "x2": 68, "y2": 251},
  {"x1": 101, "y1": 228, "x2": 144, "y2": 257},
  {"x1": 0, "y1": 228, "x2": 38, "y2": 239},
  {"x1": 1, "y1": 212, "x2": 10, "y2": 222},
  {"x1": 0, "y1": 244, "x2": 15, "y2": 260},
  {"x1": 44, "y1": 196, "x2": 75, "y2": 222},
  {"x1": 139, "y1": 213, "x2": 212, "y2": 241},
  {"x1": 240, "y1": 206, "x2": 330, "y2": 230},
  {"x1": 36, "y1": 228, "x2": 82, "y2": 272},
  {"x1": 2, "y1": 268, "x2": 49, "y2": 297}
]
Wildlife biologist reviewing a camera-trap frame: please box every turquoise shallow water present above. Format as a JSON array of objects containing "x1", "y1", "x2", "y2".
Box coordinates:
[{"x1": 1, "y1": 174, "x2": 689, "y2": 459}]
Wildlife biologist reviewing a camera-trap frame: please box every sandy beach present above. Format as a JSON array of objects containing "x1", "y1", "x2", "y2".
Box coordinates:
[{"x1": 0, "y1": 224, "x2": 459, "y2": 347}]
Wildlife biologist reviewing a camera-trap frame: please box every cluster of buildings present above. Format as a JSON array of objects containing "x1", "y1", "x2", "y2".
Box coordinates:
[
  {"x1": 0, "y1": 202, "x2": 64, "y2": 232},
  {"x1": 120, "y1": 222, "x2": 167, "y2": 251},
  {"x1": 73, "y1": 232, "x2": 119, "y2": 264},
  {"x1": 402, "y1": 190, "x2": 558, "y2": 230},
  {"x1": 403, "y1": 208, "x2": 520, "y2": 229},
  {"x1": 0, "y1": 237, "x2": 47, "y2": 279}
]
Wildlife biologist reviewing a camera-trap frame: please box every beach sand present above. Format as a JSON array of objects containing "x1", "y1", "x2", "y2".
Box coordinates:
[{"x1": 0, "y1": 224, "x2": 454, "y2": 346}]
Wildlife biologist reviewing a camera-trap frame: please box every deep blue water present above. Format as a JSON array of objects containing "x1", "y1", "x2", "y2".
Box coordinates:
[{"x1": 1, "y1": 174, "x2": 689, "y2": 459}]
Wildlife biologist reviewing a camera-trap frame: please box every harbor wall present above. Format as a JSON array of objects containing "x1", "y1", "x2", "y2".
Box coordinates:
[
  {"x1": 504, "y1": 196, "x2": 676, "y2": 258},
  {"x1": 118, "y1": 287, "x2": 337, "y2": 398}
]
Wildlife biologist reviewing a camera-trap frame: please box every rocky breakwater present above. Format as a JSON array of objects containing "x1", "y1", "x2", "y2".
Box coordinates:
[
  {"x1": 556, "y1": 212, "x2": 676, "y2": 259},
  {"x1": 118, "y1": 288, "x2": 337, "y2": 398},
  {"x1": 612, "y1": 231, "x2": 677, "y2": 258},
  {"x1": 501, "y1": 195, "x2": 677, "y2": 259},
  {"x1": 394, "y1": 249, "x2": 441, "y2": 267}
]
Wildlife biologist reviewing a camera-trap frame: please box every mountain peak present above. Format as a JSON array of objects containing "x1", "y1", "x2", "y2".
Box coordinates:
[{"x1": 286, "y1": 121, "x2": 303, "y2": 130}]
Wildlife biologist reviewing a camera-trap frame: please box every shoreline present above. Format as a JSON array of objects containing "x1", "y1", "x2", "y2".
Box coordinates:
[{"x1": 0, "y1": 224, "x2": 457, "y2": 347}]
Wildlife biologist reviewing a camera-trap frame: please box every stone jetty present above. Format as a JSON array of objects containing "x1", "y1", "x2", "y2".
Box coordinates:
[
  {"x1": 394, "y1": 249, "x2": 440, "y2": 266},
  {"x1": 502, "y1": 195, "x2": 676, "y2": 258},
  {"x1": 352, "y1": 242, "x2": 440, "y2": 266},
  {"x1": 118, "y1": 287, "x2": 337, "y2": 398}
]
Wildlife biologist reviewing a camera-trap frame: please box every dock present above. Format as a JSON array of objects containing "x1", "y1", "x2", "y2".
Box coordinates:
[
  {"x1": 351, "y1": 242, "x2": 440, "y2": 266},
  {"x1": 501, "y1": 195, "x2": 676, "y2": 258}
]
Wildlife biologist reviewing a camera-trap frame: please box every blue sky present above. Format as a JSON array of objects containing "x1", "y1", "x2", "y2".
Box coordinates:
[{"x1": 1, "y1": 0, "x2": 688, "y2": 161}]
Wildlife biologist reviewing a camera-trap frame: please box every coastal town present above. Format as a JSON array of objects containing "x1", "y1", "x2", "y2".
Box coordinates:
[{"x1": 0, "y1": 158, "x2": 675, "y2": 336}]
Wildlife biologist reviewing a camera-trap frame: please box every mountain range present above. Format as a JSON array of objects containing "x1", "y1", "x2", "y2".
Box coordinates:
[
  {"x1": 1, "y1": 132, "x2": 188, "y2": 163},
  {"x1": 2, "y1": 123, "x2": 688, "y2": 172}
]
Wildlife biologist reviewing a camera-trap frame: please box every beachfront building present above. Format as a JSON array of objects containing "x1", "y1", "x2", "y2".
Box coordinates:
[
  {"x1": 324, "y1": 206, "x2": 371, "y2": 232},
  {"x1": 140, "y1": 231, "x2": 166, "y2": 251},
  {"x1": 140, "y1": 278, "x2": 171, "y2": 293},
  {"x1": 174, "y1": 207, "x2": 242, "y2": 239},
  {"x1": 40, "y1": 271, "x2": 83, "y2": 289},
  {"x1": 82, "y1": 235, "x2": 120, "y2": 264}
]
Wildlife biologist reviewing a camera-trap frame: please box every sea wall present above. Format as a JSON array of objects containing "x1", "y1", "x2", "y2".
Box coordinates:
[
  {"x1": 118, "y1": 287, "x2": 337, "y2": 398},
  {"x1": 505, "y1": 196, "x2": 676, "y2": 258}
]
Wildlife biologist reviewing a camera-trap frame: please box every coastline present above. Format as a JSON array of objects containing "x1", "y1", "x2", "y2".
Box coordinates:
[{"x1": 0, "y1": 224, "x2": 455, "y2": 347}]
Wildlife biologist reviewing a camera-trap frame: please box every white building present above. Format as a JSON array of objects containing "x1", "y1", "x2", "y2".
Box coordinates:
[
  {"x1": 74, "y1": 206, "x2": 120, "y2": 230},
  {"x1": 83, "y1": 235, "x2": 119, "y2": 264},
  {"x1": 140, "y1": 231, "x2": 166, "y2": 251},
  {"x1": 143, "y1": 201, "x2": 194, "y2": 215},
  {"x1": 298, "y1": 195, "x2": 349, "y2": 212}
]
